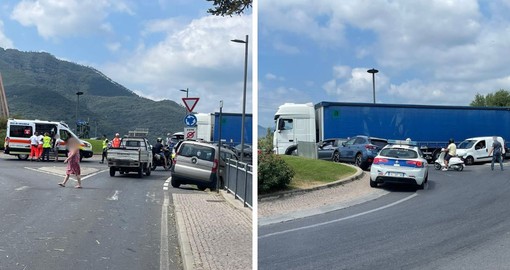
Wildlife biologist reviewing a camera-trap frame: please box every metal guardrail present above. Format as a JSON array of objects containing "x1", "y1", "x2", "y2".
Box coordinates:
[{"x1": 225, "y1": 159, "x2": 252, "y2": 209}]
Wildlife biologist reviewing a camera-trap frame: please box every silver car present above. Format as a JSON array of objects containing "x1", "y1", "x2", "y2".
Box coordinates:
[{"x1": 171, "y1": 141, "x2": 237, "y2": 191}]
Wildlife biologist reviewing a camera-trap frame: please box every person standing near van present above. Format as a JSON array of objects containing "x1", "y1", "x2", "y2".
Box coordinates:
[
  {"x1": 489, "y1": 136, "x2": 504, "y2": 171},
  {"x1": 58, "y1": 138, "x2": 82, "y2": 188},
  {"x1": 53, "y1": 134, "x2": 62, "y2": 162},
  {"x1": 29, "y1": 132, "x2": 39, "y2": 161},
  {"x1": 100, "y1": 134, "x2": 109, "y2": 164},
  {"x1": 41, "y1": 132, "x2": 52, "y2": 161},
  {"x1": 111, "y1": 133, "x2": 121, "y2": 148},
  {"x1": 36, "y1": 132, "x2": 44, "y2": 161}
]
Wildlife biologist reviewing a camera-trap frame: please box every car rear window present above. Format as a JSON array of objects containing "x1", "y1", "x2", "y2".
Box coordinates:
[
  {"x1": 379, "y1": 148, "x2": 418, "y2": 159},
  {"x1": 370, "y1": 139, "x2": 388, "y2": 148},
  {"x1": 9, "y1": 125, "x2": 33, "y2": 138},
  {"x1": 178, "y1": 144, "x2": 215, "y2": 161}
]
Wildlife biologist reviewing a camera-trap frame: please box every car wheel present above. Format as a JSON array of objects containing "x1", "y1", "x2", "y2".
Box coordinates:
[
  {"x1": 417, "y1": 182, "x2": 425, "y2": 190},
  {"x1": 197, "y1": 185, "x2": 207, "y2": 191},
  {"x1": 109, "y1": 167, "x2": 116, "y2": 177},
  {"x1": 370, "y1": 180, "x2": 378, "y2": 188},
  {"x1": 465, "y1": 156, "x2": 474, "y2": 165},
  {"x1": 333, "y1": 151, "x2": 340, "y2": 162},
  {"x1": 18, "y1": 154, "x2": 29, "y2": 160},
  {"x1": 171, "y1": 177, "x2": 180, "y2": 188},
  {"x1": 355, "y1": 153, "x2": 363, "y2": 167}
]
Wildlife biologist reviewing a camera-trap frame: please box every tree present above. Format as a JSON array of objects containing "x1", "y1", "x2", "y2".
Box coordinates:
[
  {"x1": 206, "y1": 0, "x2": 252, "y2": 16},
  {"x1": 258, "y1": 128, "x2": 274, "y2": 154},
  {"x1": 470, "y1": 89, "x2": 510, "y2": 107}
]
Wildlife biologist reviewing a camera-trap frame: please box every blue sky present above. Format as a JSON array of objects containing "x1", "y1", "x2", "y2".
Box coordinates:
[
  {"x1": 0, "y1": 0, "x2": 251, "y2": 114},
  {"x1": 258, "y1": 0, "x2": 510, "y2": 127}
]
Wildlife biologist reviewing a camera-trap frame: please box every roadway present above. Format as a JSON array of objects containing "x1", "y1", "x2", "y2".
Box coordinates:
[
  {"x1": 0, "y1": 154, "x2": 195, "y2": 270},
  {"x1": 259, "y1": 163, "x2": 510, "y2": 270}
]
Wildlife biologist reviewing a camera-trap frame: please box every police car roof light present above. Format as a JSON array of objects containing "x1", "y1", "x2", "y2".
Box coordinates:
[{"x1": 387, "y1": 139, "x2": 418, "y2": 146}]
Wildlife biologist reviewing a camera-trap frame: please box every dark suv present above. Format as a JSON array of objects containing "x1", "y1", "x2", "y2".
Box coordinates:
[{"x1": 337, "y1": 135, "x2": 387, "y2": 170}]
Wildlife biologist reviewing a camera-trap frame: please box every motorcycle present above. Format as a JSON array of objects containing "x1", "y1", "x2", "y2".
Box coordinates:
[
  {"x1": 151, "y1": 148, "x2": 172, "y2": 171},
  {"x1": 434, "y1": 149, "x2": 465, "y2": 171}
]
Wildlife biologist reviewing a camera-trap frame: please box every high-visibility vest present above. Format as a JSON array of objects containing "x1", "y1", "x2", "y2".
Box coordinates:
[
  {"x1": 42, "y1": 136, "x2": 52, "y2": 148},
  {"x1": 112, "y1": 137, "x2": 121, "y2": 148},
  {"x1": 102, "y1": 139, "x2": 109, "y2": 149}
]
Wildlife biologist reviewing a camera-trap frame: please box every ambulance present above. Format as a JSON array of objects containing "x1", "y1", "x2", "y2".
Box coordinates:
[{"x1": 4, "y1": 119, "x2": 94, "y2": 160}]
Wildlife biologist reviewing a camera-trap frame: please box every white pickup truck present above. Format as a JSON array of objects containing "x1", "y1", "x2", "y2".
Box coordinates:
[{"x1": 107, "y1": 137, "x2": 153, "y2": 178}]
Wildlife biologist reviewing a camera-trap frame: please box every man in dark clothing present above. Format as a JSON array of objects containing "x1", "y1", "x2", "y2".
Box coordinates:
[
  {"x1": 152, "y1": 138, "x2": 167, "y2": 169},
  {"x1": 489, "y1": 136, "x2": 504, "y2": 171}
]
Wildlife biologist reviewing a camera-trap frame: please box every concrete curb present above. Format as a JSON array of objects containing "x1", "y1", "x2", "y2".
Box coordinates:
[
  {"x1": 219, "y1": 190, "x2": 252, "y2": 218},
  {"x1": 258, "y1": 163, "x2": 365, "y2": 202},
  {"x1": 172, "y1": 194, "x2": 194, "y2": 270}
]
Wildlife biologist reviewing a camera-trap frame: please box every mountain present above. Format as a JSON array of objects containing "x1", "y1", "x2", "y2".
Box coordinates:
[
  {"x1": 0, "y1": 48, "x2": 186, "y2": 140},
  {"x1": 258, "y1": 125, "x2": 272, "y2": 138}
]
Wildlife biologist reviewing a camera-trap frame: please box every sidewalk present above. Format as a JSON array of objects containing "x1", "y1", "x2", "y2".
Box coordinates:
[
  {"x1": 173, "y1": 192, "x2": 252, "y2": 270},
  {"x1": 259, "y1": 174, "x2": 389, "y2": 225}
]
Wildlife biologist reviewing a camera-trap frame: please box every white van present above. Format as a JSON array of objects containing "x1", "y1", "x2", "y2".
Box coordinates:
[
  {"x1": 456, "y1": 136, "x2": 505, "y2": 165},
  {"x1": 4, "y1": 119, "x2": 93, "y2": 160}
]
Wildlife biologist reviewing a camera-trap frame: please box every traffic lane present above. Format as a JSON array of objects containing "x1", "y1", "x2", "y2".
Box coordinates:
[
  {"x1": 0, "y1": 159, "x2": 191, "y2": 270},
  {"x1": 259, "y1": 164, "x2": 510, "y2": 269}
]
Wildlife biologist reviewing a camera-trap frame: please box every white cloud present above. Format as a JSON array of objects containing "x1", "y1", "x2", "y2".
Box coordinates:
[
  {"x1": 273, "y1": 41, "x2": 300, "y2": 54},
  {"x1": 0, "y1": 20, "x2": 14, "y2": 48},
  {"x1": 265, "y1": 73, "x2": 285, "y2": 81},
  {"x1": 106, "y1": 42, "x2": 121, "y2": 52},
  {"x1": 101, "y1": 15, "x2": 252, "y2": 115},
  {"x1": 10, "y1": 0, "x2": 133, "y2": 39}
]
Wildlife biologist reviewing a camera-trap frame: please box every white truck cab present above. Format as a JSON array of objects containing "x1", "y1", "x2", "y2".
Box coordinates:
[
  {"x1": 4, "y1": 119, "x2": 93, "y2": 160},
  {"x1": 273, "y1": 103, "x2": 316, "y2": 155},
  {"x1": 456, "y1": 136, "x2": 505, "y2": 165}
]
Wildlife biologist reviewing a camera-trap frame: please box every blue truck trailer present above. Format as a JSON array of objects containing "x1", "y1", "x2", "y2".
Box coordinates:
[
  {"x1": 274, "y1": 102, "x2": 510, "y2": 161},
  {"x1": 212, "y1": 113, "x2": 253, "y2": 146}
]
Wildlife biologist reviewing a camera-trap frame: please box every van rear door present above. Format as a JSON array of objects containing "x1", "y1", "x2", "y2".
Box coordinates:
[{"x1": 6, "y1": 122, "x2": 33, "y2": 153}]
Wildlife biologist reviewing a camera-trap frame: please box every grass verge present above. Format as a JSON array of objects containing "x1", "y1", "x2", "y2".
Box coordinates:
[
  {"x1": 84, "y1": 139, "x2": 103, "y2": 155},
  {"x1": 282, "y1": 156, "x2": 357, "y2": 189}
]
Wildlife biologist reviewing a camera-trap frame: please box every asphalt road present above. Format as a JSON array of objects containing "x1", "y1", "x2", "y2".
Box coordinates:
[
  {"x1": 0, "y1": 155, "x2": 195, "y2": 270},
  {"x1": 259, "y1": 163, "x2": 510, "y2": 270}
]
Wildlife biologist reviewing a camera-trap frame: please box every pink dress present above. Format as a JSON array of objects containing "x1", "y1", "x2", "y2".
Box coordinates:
[{"x1": 66, "y1": 150, "x2": 81, "y2": 175}]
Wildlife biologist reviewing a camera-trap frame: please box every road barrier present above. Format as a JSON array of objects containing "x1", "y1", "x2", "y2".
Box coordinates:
[{"x1": 225, "y1": 159, "x2": 252, "y2": 208}]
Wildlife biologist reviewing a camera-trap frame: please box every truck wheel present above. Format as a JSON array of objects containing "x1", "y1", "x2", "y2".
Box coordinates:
[
  {"x1": 137, "y1": 166, "x2": 143, "y2": 178},
  {"x1": 109, "y1": 167, "x2": 116, "y2": 177},
  {"x1": 145, "y1": 165, "x2": 151, "y2": 176},
  {"x1": 18, "y1": 154, "x2": 29, "y2": 160},
  {"x1": 465, "y1": 156, "x2": 474, "y2": 165},
  {"x1": 171, "y1": 177, "x2": 180, "y2": 188},
  {"x1": 332, "y1": 151, "x2": 340, "y2": 162},
  {"x1": 285, "y1": 145, "x2": 298, "y2": 156}
]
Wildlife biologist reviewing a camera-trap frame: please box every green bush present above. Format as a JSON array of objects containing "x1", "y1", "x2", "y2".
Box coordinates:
[{"x1": 258, "y1": 153, "x2": 294, "y2": 194}]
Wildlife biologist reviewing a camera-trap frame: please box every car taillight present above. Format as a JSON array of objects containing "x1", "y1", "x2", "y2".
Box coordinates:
[
  {"x1": 406, "y1": 160, "x2": 424, "y2": 168},
  {"x1": 373, "y1": 157, "x2": 388, "y2": 164},
  {"x1": 365, "y1": 144, "x2": 376, "y2": 150},
  {"x1": 212, "y1": 159, "x2": 219, "y2": 173}
]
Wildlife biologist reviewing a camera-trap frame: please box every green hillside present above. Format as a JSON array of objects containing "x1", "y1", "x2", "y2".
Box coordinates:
[{"x1": 0, "y1": 48, "x2": 186, "y2": 140}]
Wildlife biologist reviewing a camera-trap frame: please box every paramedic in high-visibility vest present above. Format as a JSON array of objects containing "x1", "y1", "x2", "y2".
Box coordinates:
[
  {"x1": 100, "y1": 134, "x2": 109, "y2": 164},
  {"x1": 42, "y1": 132, "x2": 52, "y2": 161},
  {"x1": 111, "y1": 133, "x2": 121, "y2": 148}
]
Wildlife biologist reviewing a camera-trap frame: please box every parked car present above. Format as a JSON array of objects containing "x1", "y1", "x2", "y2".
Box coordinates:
[
  {"x1": 317, "y1": 138, "x2": 347, "y2": 162},
  {"x1": 337, "y1": 135, "x2": 388, "y2": 170},
  {"x1": 456, "y1": 136, "x2": 505, "y2": 165},
  {"x1": 370, "y1": 140, "x2": 429, "y2": 189},
  {"x1": 234, "y1": 144, "x2": 252, "y2": 158},
  {"x1": 171, "y1": 141, "x2": 238, "y2": 191}
]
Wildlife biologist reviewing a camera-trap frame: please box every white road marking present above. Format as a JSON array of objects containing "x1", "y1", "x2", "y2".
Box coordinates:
[
  {"x1": 160, "y1": 191, "x2": 170, "y2": 270},
  {"x1": 15, "y1": 186, "x2": 30, "y2": 191},
  {"x1": 24, "y1": 167, "x2": 108, "y2": 181},
  {"x1": 82, "y1": 169, "x2": 108, "y2": 180},
  {"x1": 163, "y1": 177, "x2": 171, "y2": 191},
  {"x1": 259, "y1": 193, "x2": 418, "y2": 239},
  {"x1": 106, "y1": 190, "x2": 120, "y2": 201}
]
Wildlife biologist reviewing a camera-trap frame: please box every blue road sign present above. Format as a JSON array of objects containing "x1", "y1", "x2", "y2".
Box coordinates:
[{"x1": 184, "y1": 114, "x2": 198, "y2": 126}]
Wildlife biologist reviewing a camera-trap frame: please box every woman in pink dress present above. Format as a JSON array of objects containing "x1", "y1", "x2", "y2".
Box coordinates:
[{"x1": 58, "y1": 138, "x2": 82, "y2": 188}]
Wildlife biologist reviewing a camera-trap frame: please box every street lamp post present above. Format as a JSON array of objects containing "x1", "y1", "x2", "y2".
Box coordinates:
[
  {"x1": 76, "y1": 91, "x2": 84, "y2": 137},
  {"x1": 231, "y1": 35, "x2": 249, "y2": 162},
  {"x1": 367, "y1": 68, "x2": 379, "y2": 104},
  {"x1": 217, "y1": 100, "x2": 223, "y2": 193}
]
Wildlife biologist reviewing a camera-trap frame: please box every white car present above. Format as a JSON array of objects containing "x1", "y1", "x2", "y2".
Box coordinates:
[{"x1": 370, "y1": 141, "x2": 429, "y2": 189}]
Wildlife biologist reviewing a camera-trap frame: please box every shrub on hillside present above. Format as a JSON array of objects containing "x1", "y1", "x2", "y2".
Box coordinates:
[{"x1": 258, "y1": 153, "x2": 294, "y2": 194}]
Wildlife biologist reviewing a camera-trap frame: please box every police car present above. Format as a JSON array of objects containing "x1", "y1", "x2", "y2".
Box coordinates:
[{"x1": 370, "y1": 140, "x2": 428, "y2": 189}]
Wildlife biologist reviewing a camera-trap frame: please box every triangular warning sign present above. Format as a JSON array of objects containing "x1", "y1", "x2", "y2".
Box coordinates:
[{"x1": 182, "y1": 97, "x2": 199, "y2": 112}]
